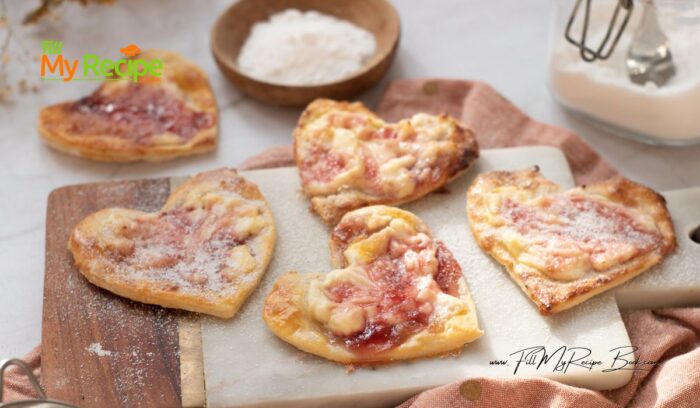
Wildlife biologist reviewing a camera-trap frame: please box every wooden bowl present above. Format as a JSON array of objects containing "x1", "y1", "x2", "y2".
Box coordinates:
[{"x1": 211, "y1": 0, "x2": 400, "y2": 107}]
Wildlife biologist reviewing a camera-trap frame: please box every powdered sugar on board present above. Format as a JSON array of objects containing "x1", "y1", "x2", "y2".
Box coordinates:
[
  {"x1": 43, "y1": 178, "x2": 182, "y2": 408},
  {"x1": 46, "y1": 253, "x2": 180, "y2": 408},
  {"x1": 202, "y1": 147, "x2": 643, "y2": 408},
  {"x1": 615, "y1": 187, "x2": 700, "y2": 309},
  {"x1": 87, "y1": 342, "x2": 115, "y2": 357}
]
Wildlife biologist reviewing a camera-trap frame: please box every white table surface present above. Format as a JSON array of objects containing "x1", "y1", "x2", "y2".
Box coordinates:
[{"x1": 1, "y1": 0, "x2": 699, "y2": 359}]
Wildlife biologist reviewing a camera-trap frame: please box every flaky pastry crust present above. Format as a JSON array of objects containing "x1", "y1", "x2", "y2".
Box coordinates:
[
  {"x1": 69, "y1": 168, "x2": 276, "y2": 318},
  {"x1": 263, "y1": 206, "x2": 482, "y2": 364},
  {"x1": 39, "y1": 50, "x2": 217, "y2": 162},
  {"x1": 467, "y1": 167, "x2": 676, "y2": 314},
  {"x1": 294, "y1": 99, "x2": 479, "y2": 224}
]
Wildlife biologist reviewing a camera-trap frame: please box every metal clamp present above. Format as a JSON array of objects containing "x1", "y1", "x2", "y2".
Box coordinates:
[
  {"x1": 0, "y1": 359, "x2": 76, "y2": 408},
  {"x1": 565, "y1": 0, "x2": 635, "y2": 62}
]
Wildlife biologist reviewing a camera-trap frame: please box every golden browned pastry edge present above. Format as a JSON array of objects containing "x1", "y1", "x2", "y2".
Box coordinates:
[
  {"x1": 263, "y1": 271, "x2": 482, "y2": 364},
  {"x1": 38, "y1": 49, "x2": 217, "y2": 163},
  {"x1": 263, "y1": 205, "x2": 482, "y2": 364},
  {"x1": 68, "y1": 169, "x2": 276, "y2": 319},
  {"x1": 293, "y1": 98, "x2": 479, "y2": 224},
  {"x1": 466, "y1": 167, "x2": 676, "y2": 314}
]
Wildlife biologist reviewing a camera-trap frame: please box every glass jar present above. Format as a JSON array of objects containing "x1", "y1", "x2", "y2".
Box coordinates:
[{"x1": 548, "y1": 0, "x2": 700, "y2": 145}]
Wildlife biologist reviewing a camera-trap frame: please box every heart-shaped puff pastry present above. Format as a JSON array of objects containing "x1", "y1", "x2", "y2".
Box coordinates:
[
  {"x1": 263, "y1": 206, "x2": 482, "y2": 364},
  {"x1": 294, "y1": 99, "x2": 479, "y2": 224},
  {"x1": 39, "y1": 49, "x2": 217, "y2": 162},
  {"x1": 69, "y1": 168, "x2": 276, "y2": 318},
  {"x1": 467, "y1": 167, "x2": 676, "y2": 314}
]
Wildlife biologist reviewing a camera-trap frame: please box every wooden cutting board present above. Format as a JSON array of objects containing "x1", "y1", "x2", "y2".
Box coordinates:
[
  {"x1": 41, "y1": 147, "x2": 700, "y2": 408},
  {"x1": 42, "y1": 178, "x2": 205, "y2": 408}
]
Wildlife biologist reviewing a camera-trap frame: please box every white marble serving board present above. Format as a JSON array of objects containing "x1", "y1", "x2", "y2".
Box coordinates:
[{"x1": 201, "y1": 146, "x2": 700, "y2": 408}]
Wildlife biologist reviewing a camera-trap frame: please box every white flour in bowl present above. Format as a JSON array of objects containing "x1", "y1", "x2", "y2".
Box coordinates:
[{"x1": 237, "y1": 9, "x2": 377, "y2": 86}]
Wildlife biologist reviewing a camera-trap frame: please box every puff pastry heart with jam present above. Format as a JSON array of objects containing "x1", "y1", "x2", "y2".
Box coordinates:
[
  {"x1": 294, "y1": 99, "x2": 479, "y2": 224},
  {"x1": 263, "y1": 205, "x2": 482, "y2": 364},
  {"x1": 39, "y1": 49, "x2": 217, "y2": 162},
  {"x1": 69, "y1": 168, "x2": 275, "y2": 318},
  {"x1": 467, "y1": 167, "x2": 676, "y2": 314}
]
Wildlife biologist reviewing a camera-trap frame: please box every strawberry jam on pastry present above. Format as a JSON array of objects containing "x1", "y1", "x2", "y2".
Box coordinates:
[
  {"x1": 38, "y1": 49, "x2": 217, "y2": 162},
  {"x1": 69, "y1": 168, "x2": 276, "y2": 318},
  {"x1": 70, "y1": 83, "x2": 214, "y2": 144},
  {"x1": 263, "y1": 206, "x2": 482, "y2": 363},
  {"x1": 500, "y1": 194, "x2": 663, "y2": 281},
  {"x1": 294, "y1": 99, "x2": 479, "y2": 224},
  {"x1": 467, "y1": 167, "x2": 676, "y2": 314}
]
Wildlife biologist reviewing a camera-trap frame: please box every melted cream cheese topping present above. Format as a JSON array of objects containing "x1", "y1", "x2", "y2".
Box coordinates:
[
  {"x1": 298, "y1": 109, "x2": 461, "y2": 199},
  {"x1": 482, "y1": 186, "x2": 663, "y2": 281},
  {"x1": 91, "y1": 177, "x2": 270, "y2": 295},
  {"x1": 306, "y1": 211, "x2": 468, "y2": 338}
]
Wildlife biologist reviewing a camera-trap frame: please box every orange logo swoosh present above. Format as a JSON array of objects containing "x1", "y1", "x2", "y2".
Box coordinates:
[{"x1": 119, "y1": 44, "x2": 141, "y2": 58}]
